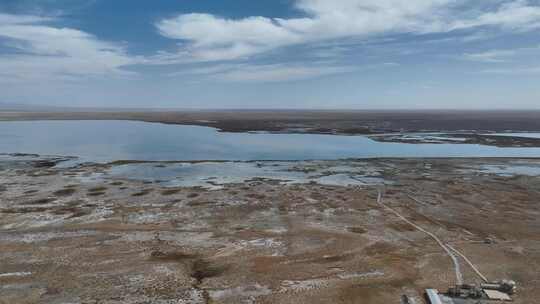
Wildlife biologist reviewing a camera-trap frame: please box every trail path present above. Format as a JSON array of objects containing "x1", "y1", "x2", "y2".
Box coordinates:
[
  {"x1": 446, "y1": 244, "x2": 488, "y2": 283},
  {"x1": 377, "y1": 189, "x2": 464, "y2": 285}
]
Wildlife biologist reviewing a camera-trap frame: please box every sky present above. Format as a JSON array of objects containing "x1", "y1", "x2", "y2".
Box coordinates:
[{"x1": 0, "y1": 0, "x2": 539, "y2": 109}]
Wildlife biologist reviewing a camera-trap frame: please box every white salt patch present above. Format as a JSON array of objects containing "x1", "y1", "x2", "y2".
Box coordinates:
[
  {"x1": 154, "y1": 265, "x2": 175, "y2": 276},
  {"x1": 225, "y1": 200, "x2": 248, "y2": 206},
  {"x1": 279, "y1": 278, "x2": 329, "y2": 293},
  {"x1": 240, "y1": 238, "x2": 283, "y2": 249},
  {"x1": 127, "y1": 212, "x2": 168, "y2": 224},
  {"x1": 213, "y1": 244, "x2": 244, "y2": 258},
  {"x1": 279, "y1": 271, "x2": 383, "y2": 293},
  {"x1": 0, "y1": 230, "x2": 97, "y2": 243},
  {"x1": 0, "y1": 272, "x2": 31, "y2": 278},
  {"x1": 209, "y1": 284, "x2": 271, "y2": 300},
  {"x1": 117, "y1": 231, "x2": 218, "y2": 248},
  {"x1": 65, "y1": 202, "x2": 114, "y2": 224},
  {"x1": 315, "y1": 174, "x2": 385, "y2": 186},
  {"x1": 264, "y1": 227, "x2": 288, "y2": 234},
  {"x1": 127, "y1": 274, "x2": 145, "y2": 284},
  {"x1": 2, "y1": 213, "x2": 69, "y2": 229},
  {"x1": 179, "y1": 288, "x2": 206, "y2": 304},
  {"x1": 305, "y1": 198, "x2": 318, "y2": 204},
  {"x1": 237, "y1": 238, "x2": 285, "y2": 256},
  {"x1": 337, "y1": 270, "x2": 384, "y2": 280}
]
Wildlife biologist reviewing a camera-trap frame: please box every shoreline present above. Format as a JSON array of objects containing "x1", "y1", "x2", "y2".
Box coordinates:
[
  {"x1": 3, "y1": 112, "x2": 540, "y2": 148},
  {"x1": 2, "y1": 109, "x2": 540, "y2": 133}
]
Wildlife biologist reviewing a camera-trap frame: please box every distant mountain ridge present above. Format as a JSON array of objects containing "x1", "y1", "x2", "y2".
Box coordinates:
[
  {"x1": 0, "y1": 102, "x2": 203, "y2": 113},
  {"x1": 0, "y1": 102, "x2": 70, "y2": 112},
  {"x1": 0, "y1": 103, "x2": 168, "y2": 112}
]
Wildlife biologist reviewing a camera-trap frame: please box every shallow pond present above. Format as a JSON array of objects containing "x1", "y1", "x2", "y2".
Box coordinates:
[{"x1": 104, "y1": 161, "x2": 387, "y2": 189}]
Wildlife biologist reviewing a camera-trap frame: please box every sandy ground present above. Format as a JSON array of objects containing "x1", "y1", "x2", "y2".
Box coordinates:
[{"x1": 1, "y1": 158, "x2": 540, "y2": 303}]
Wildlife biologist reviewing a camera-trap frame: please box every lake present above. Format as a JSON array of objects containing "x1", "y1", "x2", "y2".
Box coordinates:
[{"x1": 1, "y1": 120, "x2": 540, "y2": 163}]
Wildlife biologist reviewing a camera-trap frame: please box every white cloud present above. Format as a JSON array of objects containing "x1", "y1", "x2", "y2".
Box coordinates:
[
  {"x1": 212, "y1": 64, "x2": 355, "y2": 82},
  {"x1": 461, "y1": 44, "x2": 540, "y2": 63},
  {"x1": 155, "y1": 13, "x2": 302, "y2": 62},
  {"x1": 173, "y1": 63, "x2": 355, "y2": 82},
  {"x1": 174, "y1": 61, "x2": 400, "y2": 83},
  {"x1": 0, "y1": 13, "x2": 52, "y2": 25},
  {"x1": 450, "y1": 0, "x2": 540, "y2": 31},
  {"x1": 281, "y1": 0, "x2": 452, "y2": 36},
  {"x1": 155, "y1": 0, "x2": 540, "y2": 62},
  {"x1": 2, "y1": 2, "x2": 540, "y2": 87},
  {"x1": 462, "y1": 50, "x2": 517, "y2": 62},
  {"x1": 0, "y1": 13, "x2": 137, "y2": 83},
  {"x1": 481, "y1": 66, "x2": 540, "y2": 74}
]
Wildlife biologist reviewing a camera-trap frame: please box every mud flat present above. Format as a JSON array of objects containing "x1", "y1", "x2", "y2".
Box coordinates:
[
  {"x1": 369, "y1": 132, "x2": 540, "y2": 147},
  {"x1": 1, "y1": 156, "x2": 540, "y2": 303}
]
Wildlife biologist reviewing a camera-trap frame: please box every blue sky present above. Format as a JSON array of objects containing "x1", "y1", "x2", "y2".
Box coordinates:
[{"x1": 0, "y1": 0, "x2": 539, "y2": 109}]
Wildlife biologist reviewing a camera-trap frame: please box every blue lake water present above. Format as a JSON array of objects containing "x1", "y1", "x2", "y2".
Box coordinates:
[{"x1": 1, "y1": 120, "x2": 540, "y2": 163}]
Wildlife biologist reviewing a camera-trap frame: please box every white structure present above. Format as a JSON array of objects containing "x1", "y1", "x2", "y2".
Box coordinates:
[{"x1": 426, "y1": 289, "x2": 443, "y2": 304}]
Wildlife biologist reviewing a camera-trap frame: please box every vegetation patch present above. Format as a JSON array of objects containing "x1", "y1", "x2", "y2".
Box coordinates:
[
  {"x1": 26, "y1": 197, "x2": 56, "y2": 205},
  {"x1": 187, "y1": 200, "x2": 215, "y2": 207},
  {"x1": 88, "y1": 186, "x2": 107, "y2": 192},
  {"x1": 363, "y1": 242, "x2": 398, "y2": 257},
  {"x1": 87, "y1": 186, "x2": 108, "y2": 196},
  {"x1": 88, "y1": 191, "x2": 105, "y2": 197},
  {"x1": 1, "y1": 206, "x2": 49, "y2": 213},
  {"x1": 348, "y1": 226, "x2": 367, "y2": 234},
  {"x1": 132, "y1": 189, "x2": 153, "y2": 197},
  {"x1": 388, "y1": 222, "x2": 416, "y2": 232},
  {"x1": 28, "y1": 170, "x2": 58, "y2": 177},
  {"x1": 312, "y1": 253, "x2": 353, "y2": 264},
  {"x1": 191, "y1": 258, "x2": 228, "y2": 283},
  {"x1": 54, "y1": 188, "x2": 77, "y2": 196},
  {"x1": 52, "y1": 206, "x2": 90, "y2": 218},
  {"x1": 246, "y1": 193, "x2": 266, "y2": 200},
  {"x1": 148, "y1": 250, "x2": 227, "y2": 285},
  {"x1": 150, "y1": 250, "x2": 198, "y2": 262},
  {"x1": 161, "y1": 188, "x2": 182, "y2": 196}
]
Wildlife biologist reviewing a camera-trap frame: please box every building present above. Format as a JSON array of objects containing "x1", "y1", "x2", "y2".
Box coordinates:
[{"x1": 426, "y1": 289, "x2": 443, "y2": 304}]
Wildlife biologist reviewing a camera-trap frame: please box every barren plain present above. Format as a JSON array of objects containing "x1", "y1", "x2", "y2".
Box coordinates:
[{"x1": 1, "y1": 156, "x2": 539, "y2": 304}]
